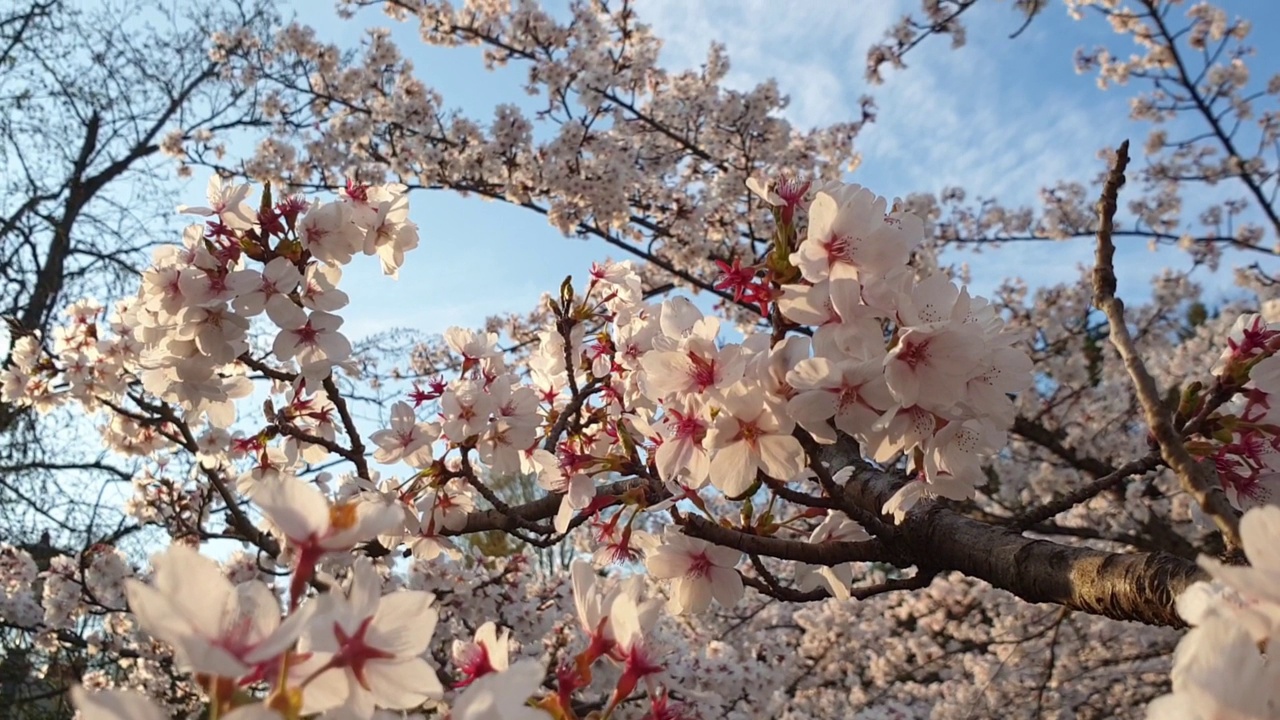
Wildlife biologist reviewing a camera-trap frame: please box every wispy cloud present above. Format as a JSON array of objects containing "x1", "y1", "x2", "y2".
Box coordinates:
[
  {"x1": 642, "y1": 0, "x2": 906, "y2": 129},
  {"x1": 641, "y1": 1, "x2": 1215, "y2": 300}
]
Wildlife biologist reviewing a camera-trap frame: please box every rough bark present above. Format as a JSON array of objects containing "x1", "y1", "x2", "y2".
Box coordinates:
[{"x1": 839, "y1": 461, "x2": 1207, "y2": 628}]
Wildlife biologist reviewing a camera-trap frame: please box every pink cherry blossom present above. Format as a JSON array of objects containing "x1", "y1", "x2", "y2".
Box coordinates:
[
  {"x1": 176, "y1": 175, "x2": 256, "y2": 230},
  {"x1": 271, "y1": 304, "x2": 352, "y2": 372},
  {"x1": 253, "y1": 478, "x2": 402, "y2": 597},
  {"x1": 452, "y1": 621, "x2": 511, "y2": 687},
  {"x1": 791, "y1": 186, "x2": 922, "y2": 284},
  {"x1": 787, "y1": 356, "x2": 893, "y2": 444},
  {"x1": 234, "y1": 257, "x2": 302, "y2": 317},
  {"x1": 1198, "y1": 506, "x2": 1280, "y2": 621},
  {"x1": 298, "y1": 201, "x2": 362, "y2": 266},
  {"x1": 652, "y1": 401, "x2": 711, "y2": 487},
  {"x1": 124, "y1": 545, "x2": 311, "y2": 679},
  {"x1": 640, "y1": 336, "x2": 744, "y2": 401},
  {"x1": 883, "y1": 324, "x2": 984, "y2": 412},
  {"x1": 449, "y1": 659, "x2": 549, "y2": 720}
]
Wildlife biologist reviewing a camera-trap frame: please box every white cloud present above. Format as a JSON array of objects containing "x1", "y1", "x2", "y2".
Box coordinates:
[
  {"x1": 641, "y1": 0, "x2": 1151, "y2": 296},
  {"x1": 642, "y1": 0, "x2": 908, "y2": 128}
]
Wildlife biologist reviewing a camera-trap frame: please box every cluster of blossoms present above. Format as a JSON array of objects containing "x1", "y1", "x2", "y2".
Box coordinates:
[
  {"x1": 6, "y1": 165, "x2": 1280, "y2": 718},
  {"x1": 549, "y1": 177, "x2": 1031, "y2": 527},
  {"x1": 0, "y1": 176, "x2": 414, "y2": 429},
  {"x1": 3, "y1": 0, "x2": 1279, "y2": 715},
  {"x1": 0, "y1": 172, "x2": 1038, "y2": 715},
  {"x1": 1205, "y1": 314, "x2": 1280, "y2": 510},
  {"x1": 61, "y1": 541, "x2": 669, "y2": 719},
  {"x1": 1138, "y1": 309, "x2": 1280, "y2": 716}
]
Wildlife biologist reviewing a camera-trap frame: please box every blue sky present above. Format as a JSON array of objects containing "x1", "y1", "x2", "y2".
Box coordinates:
[{"x1": 199, "y1": 0, "x2": 1280, "y2": 344}]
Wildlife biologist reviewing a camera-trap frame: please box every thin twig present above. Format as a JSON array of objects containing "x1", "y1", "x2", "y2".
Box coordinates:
[
  {"x1": 541, "y1": 376, "x2": 605, "y2": 452},
  {"x1": 740, "y1": 565, "x2": 938, "y2": 603},
  {"x1": 1010, "y1": 452, "x2": 1163, "y2": 531},
  {"x1": 457, "y1": 448, "x2": 555, "y2": 539},
  {"x1": 125, "y1": 393, "x2": 279, "y2": 555},
  {"x1": 323, "y1": 375, "x2": 372, "y2": 481}
]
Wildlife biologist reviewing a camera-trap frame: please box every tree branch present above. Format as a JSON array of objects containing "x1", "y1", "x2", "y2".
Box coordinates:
[
  {"x1": 1090, "y1": 140, "x2": 1242, "y2": 552},
  {"x1": 837, "y1": 458, "x2": 1207, "y2": 628}
]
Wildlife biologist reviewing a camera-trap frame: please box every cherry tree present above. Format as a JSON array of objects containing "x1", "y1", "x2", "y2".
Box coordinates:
[
  {"x1": 0, "y1": 0, "x2": 289, "y2": 559},
  {"x1": 1, "y1": 1, "x2": 1279, "y2": 719}
]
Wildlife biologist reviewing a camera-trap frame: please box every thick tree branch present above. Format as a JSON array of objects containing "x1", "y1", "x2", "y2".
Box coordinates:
[
  {"x1": 837, "y1": 459, "x2": 1207, "y2": 628},
  {"x1": 441, "y1": 435, "x2": 1206, "y2": 627}
]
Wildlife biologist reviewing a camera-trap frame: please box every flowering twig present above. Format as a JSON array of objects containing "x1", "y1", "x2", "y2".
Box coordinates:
[
  {"x1": 457, "y1": 449, "x2": 556, "y2": 541},
  {"x1": 1010, "y1": 451, "x2": 1163, "y2": 531},
  {"x1": 448, "y1": 474, "x2": 667, "y2": 536},
  {"x1": 541, "y1": 376, "x2": 605, "y2": 453},
  {"x1": 1090, "y1": 139, "x2": 1243, "y2": 552},
  {"x1": 124, "y1": 393, "x2": 281, "y2": 556}
]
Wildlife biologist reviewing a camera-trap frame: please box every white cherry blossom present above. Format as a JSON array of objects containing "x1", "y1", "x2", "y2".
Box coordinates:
[
  {"x1": 370, "y1": 401, "x2": 439, "y2": 467},
  {"x1": 123, "y1": 545, "x2": 310, "y2": 678},
  {"x1": 449, "y1": 659, "x2": 550, "y2": 720},
  {"x1": 646, "y1": 533, "x2": 744, "y2": 614},
  {"x1": 706, "y1": 388, "x2": 805, "y2": 497},
  {"x1": 298, "y1": 560, "x2": 444, "y2": 717}
]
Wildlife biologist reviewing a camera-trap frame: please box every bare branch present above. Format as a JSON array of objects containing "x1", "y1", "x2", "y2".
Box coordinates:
[{"x1": 1090, "y1": 140, "x2": 1242, "y2": 552}]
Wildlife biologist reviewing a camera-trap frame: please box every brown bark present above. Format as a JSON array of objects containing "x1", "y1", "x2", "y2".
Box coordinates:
[{"x1": 838, "y1": 461, "x2": 1207, "y2": 628}]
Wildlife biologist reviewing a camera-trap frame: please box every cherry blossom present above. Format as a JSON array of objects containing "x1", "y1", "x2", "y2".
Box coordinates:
[
  {"x1": 706, "y1": 388, "x2": 806, "y2": 498},
  {"x1": 794, "y1": 512, "x2": 872, "y2": 600},
  {"x1": 791, "y1": 186, "x2": 922, "y2": 285},
  {"x1": 271, "y1": 304, "x2": 352, "y2": 373},
  {"x1": 298, "y1": 201, "x2": 362, "y2": 266},
  {"x1": 176, "y1": 175, "x2": 256, "y2": 230},
  {"x1": 298, "y1": 560, "x2": 444, "y2": 717},
  {"x1": 449, "y1": 659, "x2": 550, "y2": 720},
  {"x1": 787, "y1": 355, "x2": 893, "y2": 444},
  {"x1": 370, "y1": 401, "x2": 439, "y2": 467},
  {"x1": 234, "y1": 257, "x2": 302, "y2": 318},
  {"x1": 124, "y1": 545, "x2": 309, "y2": 678},
  {"x1": 645, "y1": 534, "x2": 744, "y2": 615},
  {"x1": 1197, "y1": 506, "x2": 1280, "y2": 625},
  {"x1": 253, "y1": 478, "x2": 402, "y2": 595},
  {"x1": 650, "y1": 401, "x2": 711, "y2": 488},
  {"x1": 1150, "y1": 506, "x2": 1280, "y2": 717},
  {"x1": 9, "y1": 6, "x2": 1280, "y2": 710},
  {"x1": 640, "y1": 327, "x2": 744, "y2": 401},
  {"x1": 883, "y1": 322, "x2": 984, "y2": 412},
  {"x1": 451, "y1": 621, "x2": 511, "y2": 687}
]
